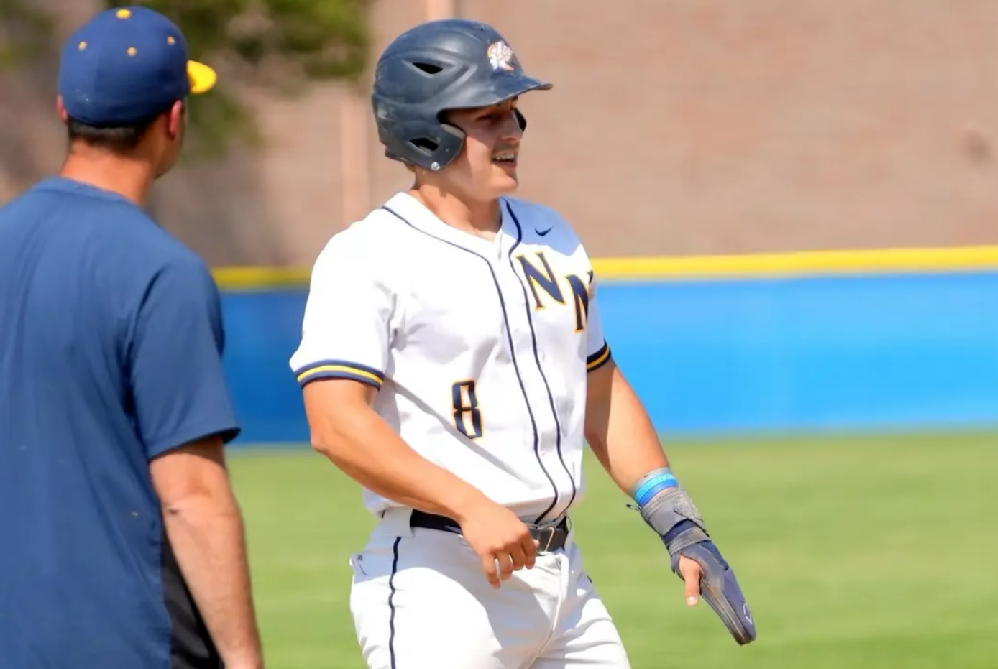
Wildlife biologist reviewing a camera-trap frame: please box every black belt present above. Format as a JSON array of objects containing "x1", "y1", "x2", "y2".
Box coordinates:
[{"x1": 409, "y1": 510, "x2": 570, "y2": 553}]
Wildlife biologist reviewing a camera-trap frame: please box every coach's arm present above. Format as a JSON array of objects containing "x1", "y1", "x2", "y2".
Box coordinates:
[
  {"x1": 150, "y1": 437, "x2": 264, "y2": 669},
  {"x1": 131, "y1": 255, "x2": 264, "y2": 668}
]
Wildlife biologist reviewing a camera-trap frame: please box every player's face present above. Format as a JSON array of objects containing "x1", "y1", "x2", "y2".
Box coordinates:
[{"x1": 443, "y1": 99, "x2": 523, "y2": 201}]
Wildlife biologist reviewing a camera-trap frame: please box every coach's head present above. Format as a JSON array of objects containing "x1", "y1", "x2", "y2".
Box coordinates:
[{"x1": 56, "y1": 6, "x2": 215, "y2": 179}]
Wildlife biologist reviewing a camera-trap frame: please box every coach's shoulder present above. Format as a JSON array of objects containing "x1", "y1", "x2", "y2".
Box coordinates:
[
  {"x1": 97, "y1": 205, "x2": 215, "y2": 289},
  {"x1": 136, "y1": 221, "x2": 213, "y2": 280},
  {"x1": 105, "y1": 203, "x2": 201, "y2": 260}
]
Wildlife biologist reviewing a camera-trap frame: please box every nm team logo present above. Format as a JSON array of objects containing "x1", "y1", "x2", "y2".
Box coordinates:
[{"x1": 487, "y1": 40, "x2": 516, "y2": 72}]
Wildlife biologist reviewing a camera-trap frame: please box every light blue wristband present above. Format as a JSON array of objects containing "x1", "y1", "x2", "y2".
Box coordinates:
[{"x1": 632, "y1": 467, "x2": 678, "y2": 508}]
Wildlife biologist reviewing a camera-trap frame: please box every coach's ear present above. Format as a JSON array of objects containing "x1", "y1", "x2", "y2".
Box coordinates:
[
  {"x1": 167, "y1": 100, "x2": 186, "y2": 140},
  {"x1": 56, "y1": 96, "x2": 69, "y2": 124}
]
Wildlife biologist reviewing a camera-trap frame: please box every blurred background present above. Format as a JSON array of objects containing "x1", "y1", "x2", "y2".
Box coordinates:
[{"x1": 3, "y1": 1, "x2": 998, "y2": 667}]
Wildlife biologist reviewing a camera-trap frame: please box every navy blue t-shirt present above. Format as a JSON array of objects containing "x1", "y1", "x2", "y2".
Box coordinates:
[{"x1": 0, "y1": 177, "x2": 241, "y2": 668}]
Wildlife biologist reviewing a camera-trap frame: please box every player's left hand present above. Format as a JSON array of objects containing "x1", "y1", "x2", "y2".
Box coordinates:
[
  {"x1": 677, "y1": 555, "x2": 703, "y2": 607},
  {"x1": 669, "y1": 535, "x2": 756, "y2": 645},
  {"x1": 637, "y1": 486, "x2": 757, "y2": 645}
]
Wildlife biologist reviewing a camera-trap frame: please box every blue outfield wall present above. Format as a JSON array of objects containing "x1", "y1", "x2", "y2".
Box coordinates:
[{"x1": 219, "y1": 271, "x2": 998, "y2": 446}]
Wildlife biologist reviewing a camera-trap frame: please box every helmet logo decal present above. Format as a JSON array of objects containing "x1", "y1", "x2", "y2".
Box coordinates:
[{"x1": 486, "y1": 41, "x2": 516, "y2": 72}]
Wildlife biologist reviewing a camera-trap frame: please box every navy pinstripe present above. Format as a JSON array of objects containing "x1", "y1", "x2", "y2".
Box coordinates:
[
  {"x1": 387, "y1": 537, "x2": 401, "y2": 669},
  {"x1": 503, "y1": 200, "x2": 576, "y2": 522}
]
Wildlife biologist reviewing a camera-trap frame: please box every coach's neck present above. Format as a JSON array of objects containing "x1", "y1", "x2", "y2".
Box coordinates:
[
  {"x1": 55, "y1": 100, "x2": 183, "y2": 208},
  {"x1": 59, "y1": 144, "x2": 156, "y2": 207}
]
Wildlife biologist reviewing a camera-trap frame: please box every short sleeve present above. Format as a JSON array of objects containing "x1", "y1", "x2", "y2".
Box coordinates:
[
  {"x1": 128, "y1": 256, "x2": 240, "y2": 460},
  {"x1": 288, "y1": 233, "x2": 394, "y2": 390},
  {"x1": 585, "y1": 271, "x2": 612, "y2": 373}
]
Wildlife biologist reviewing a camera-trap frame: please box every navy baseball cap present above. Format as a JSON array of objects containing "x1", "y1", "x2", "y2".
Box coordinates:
[{"x1": 57, "y1": 6, "x2": 216, "y2": 126}]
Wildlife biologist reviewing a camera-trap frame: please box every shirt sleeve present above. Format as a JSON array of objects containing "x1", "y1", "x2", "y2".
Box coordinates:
[
  {"x1": 585, "y1": 270, "x2": 613, "y2": 373},
  {"x1": 288, "y1": 232, "x2": 395, "y2": 390},
  {"x1": 128, "y1": 255, "x2": 241, "y2": 460}
]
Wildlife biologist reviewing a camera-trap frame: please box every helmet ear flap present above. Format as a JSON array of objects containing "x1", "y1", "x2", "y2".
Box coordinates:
[
  {"x1": 432, "y1": 121, "x2": 466, "y2": 169},
  {"x1": 379, "y1": 118, "x2": 467, "y2": 171},
  {"x1": 513, "y1": 107, "x2": 527, "y2": 131}
]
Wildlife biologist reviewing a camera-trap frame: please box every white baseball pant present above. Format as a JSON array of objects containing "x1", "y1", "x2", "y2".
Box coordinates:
[{"x1": 348, "y1": 507, "x2": 631, "y2": 669}]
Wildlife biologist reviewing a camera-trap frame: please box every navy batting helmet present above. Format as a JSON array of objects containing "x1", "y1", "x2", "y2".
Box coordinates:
[{"x1": 371, "y1": 19, "x2": 552, "y2": 171}]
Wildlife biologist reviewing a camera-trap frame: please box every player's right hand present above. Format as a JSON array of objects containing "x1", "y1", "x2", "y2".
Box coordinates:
[{"x1": 456, "y1": 499, "x2": 538, "y2": 589}]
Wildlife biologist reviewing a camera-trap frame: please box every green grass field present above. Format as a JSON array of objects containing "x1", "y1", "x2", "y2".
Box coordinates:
[{"x1": 227, "y1": 432, "x2": 998, "y2": 669}]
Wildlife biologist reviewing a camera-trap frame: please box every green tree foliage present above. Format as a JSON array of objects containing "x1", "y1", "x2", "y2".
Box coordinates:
[
  {"x1": 0, "y1": 1, "x2": 53, "y2": 68},
  {"x1": 1, "y1": 0, "x2": 371, "y2": 157},
  {"x1": 112, "y1": 0, "x2": 371, "y2": 157}
]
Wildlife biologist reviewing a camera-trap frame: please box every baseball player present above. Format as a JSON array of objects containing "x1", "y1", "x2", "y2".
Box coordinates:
[{"x1": 292, "y1": 19, "x2": 755, "y2": 669}]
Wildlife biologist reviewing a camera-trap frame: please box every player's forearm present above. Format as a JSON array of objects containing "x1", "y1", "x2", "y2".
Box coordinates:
[
  {"x1": 162, "y1": 491, "x2": 264, "y2": 669},
  {"x1": 311, "y1": 404, "x2": 489, "y2": 522},
  {"x1": 584, "y1": 362, "x2": 670, "y2": 496}
]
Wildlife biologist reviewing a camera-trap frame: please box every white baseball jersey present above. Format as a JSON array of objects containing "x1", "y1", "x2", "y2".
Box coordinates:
[{"x1": 289, "y1": 192, "x2": 612, "y2": 524}]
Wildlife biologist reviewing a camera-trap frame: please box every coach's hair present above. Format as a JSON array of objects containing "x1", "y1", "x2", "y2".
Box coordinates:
[
  {"x1": 66, "y1": 99, "x2": 182, "y2": 153},
  {"x1": 66, "y1": 116, "x2": 159, "y2": 153}
]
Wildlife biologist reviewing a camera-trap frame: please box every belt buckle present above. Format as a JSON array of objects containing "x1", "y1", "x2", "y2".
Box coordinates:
[{"x1": 534, "y1": 525, "x2": 557, "y2": 552}]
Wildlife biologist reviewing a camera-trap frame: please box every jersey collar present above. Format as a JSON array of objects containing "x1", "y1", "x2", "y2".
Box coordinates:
[{"x1": 381, "y1": 192, "x2": 520, "y2": 259}]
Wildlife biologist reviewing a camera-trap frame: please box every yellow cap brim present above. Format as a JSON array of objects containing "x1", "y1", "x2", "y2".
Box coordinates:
[{"x1": 188, "y1": 60, "x2": 217, "y2": 94}]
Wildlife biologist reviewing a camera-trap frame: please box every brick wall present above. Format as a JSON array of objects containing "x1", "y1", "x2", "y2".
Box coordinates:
[{"x1": 2, "y1": 0, "x2": 997, "y2": 266}]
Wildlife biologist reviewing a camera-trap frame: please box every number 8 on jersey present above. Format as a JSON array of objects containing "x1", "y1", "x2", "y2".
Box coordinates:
[{"x1": 452, "y1": 380, "x2": 483, "y2": 440}]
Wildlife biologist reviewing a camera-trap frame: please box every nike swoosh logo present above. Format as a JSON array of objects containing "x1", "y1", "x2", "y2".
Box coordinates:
[{"x1": 536, "y1": 227, "x2": 552, "y2": 236}]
